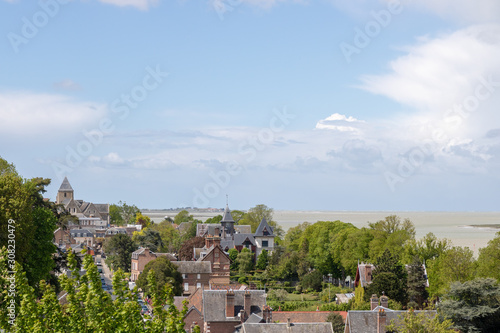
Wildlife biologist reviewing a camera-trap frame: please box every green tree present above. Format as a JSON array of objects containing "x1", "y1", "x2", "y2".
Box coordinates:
[
  {"x1": 229, "y1": 248, "x2": 239, "y2": 271},
  {"x1": 135, "y1": 212, "x2": 152, "y2": 228},
  {"x1": 239, "y1": 204, "x2": 283, "y2": 237},
  {"x1": 326, "y1": 312, "x2": 345, "y2": 333},
  {"x1": 368, "y1": 215, "x2": 415, "y2": 261},
  {"x1": 205, "y1": 215, "x2": 222, "y2": 224},
  {"x1": 427, "y1": 246, "x2": 476, "y2": 297},
  {"x1": 477, "y1": 232, "x2": 500, "y2": 281},
  {"x1": 150, "y1": 219, "x2": 181, "y2": 252},
  {"x1": 0, "y1": 160, "x2": 58, "y2": 291},
  {"x1": 236, "y1": 248, "x2": 254, "y2": 276},
  {"x1": 110, "y1": 201, "x2": 140, "y2": 225},
  {"x1": 439, "y1": 278, "x2": 500, "y2": 333},
  {"x1": 366, "y1": 249, "x2": 407, "y2": 305},
  {"x1": 109, "y1": 203, "x2": 125, "y2": 225},
  {"x1": 406, "y1": 256, "x2": 429, "y2": 309},
  {"x1": 133, "y1": 228, "x2": 164, "y2": 252},
  {"x1": 386, "y1": 310, "x2": 455, "y2": 333},
  {"x1": 256, "y1": 249, "x2": 269, "y2": 270},
  {"x1": 136, "y1": 256, "x2": 183, "y2": 297},
  {"x1": 104, "y1": 233, "x2": 137, "y2": 272},
  {"x1": 402, "y1": 232, "x2": 450, "y2": 264},
  {"x1": 353, "y1": 285, "x2": 368, "y2": 310},
  {"x1": 301, "y1": 269, "x2": 323, "y2": 292}
]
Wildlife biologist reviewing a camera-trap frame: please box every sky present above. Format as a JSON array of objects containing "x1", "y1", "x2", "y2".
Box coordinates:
[{"x1": 1, "y1": 0, "x2": 500, "y2": 211}]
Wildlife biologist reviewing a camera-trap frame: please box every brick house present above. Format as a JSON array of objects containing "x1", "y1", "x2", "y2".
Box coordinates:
[
  {"x1": 200, "y1": 234, "x2": 231, "y2": 286},
  {"x1": 172, "y1": 261, "x2": 212, "y2": 295},
  {"x1": 344, "y1": 294, "x2": 437, "y2": 333},
  {"x1": 130, "y1": 248, "x2": 177, "y2": 282},
  {"x1": 202, "y1": 290, "x2": 267, "y2": 333},
  {"x1": 53, "y1": 227, "x2": 76, "y2": 249}
]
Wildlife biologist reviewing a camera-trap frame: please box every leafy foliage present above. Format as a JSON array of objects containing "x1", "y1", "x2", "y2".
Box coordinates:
[
  {"x1": 0, "y1": 246, "x2": 188, "y2": 332},
  {"x1": 236, "y1": 248, "x2": 254, "y2": 276},
  {"x1": 136, "y1": 255, "x2": 183, "y2": 297},
  {"x1": 256, "y1": 249, "x2": 269, "y2": 270},
  {"x1": 406, "y1": 256, "x2": 429, "y2": 309},
  {"x1": 386, "y1": 310, "x2": 455, "y2": 333},
  {"x1": 477, "y1": 232, "x2": 500, "y2": 281},
  {"x1": 109, "y1": 201, "x2": 140, "y2": 225},
  {"x1": 326, "y1": 312, "x2": 345, "y2": 333},
  {"x1": 439, "y1": 278, "x2": 500, "y2": 333},
  {"x1": 366, "y1": 249, "x2": 408, "y2": 305},
  {"x1": 178, "y1": 236, "x2": 205, "y2": 261},
  {"x1": 104, "y1": 233, "x2": 137, "y2": 272},
  {"x1": 133, "y1": 228, "x2": 164, "y2": 252}
]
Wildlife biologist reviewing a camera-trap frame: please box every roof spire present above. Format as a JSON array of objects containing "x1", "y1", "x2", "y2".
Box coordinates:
[{"x1": 58, "y1": 177, "x2": 74, "y2": 192}]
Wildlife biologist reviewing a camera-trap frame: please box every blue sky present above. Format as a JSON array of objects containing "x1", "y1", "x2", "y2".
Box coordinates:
[{"x1": 1, "y1": 0, "x2": 500, "y2": 211}]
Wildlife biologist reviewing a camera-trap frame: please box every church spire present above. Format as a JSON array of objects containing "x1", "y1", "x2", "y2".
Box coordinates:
[{"x1": 221, "y1": 196, "x2": 235, "y2": 236}]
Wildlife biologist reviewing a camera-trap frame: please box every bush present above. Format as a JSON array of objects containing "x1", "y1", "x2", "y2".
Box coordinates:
[
  {"x1": 267, "y1": 289, "x2": 289, "y2": 302},
  {"x1": 301, "y1": 270, "x2": 323, "y2": 292}
]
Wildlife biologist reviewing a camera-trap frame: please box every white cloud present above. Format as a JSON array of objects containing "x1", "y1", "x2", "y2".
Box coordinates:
[
  {"x1": 97, "y1": 0, "x2": 159, "y2": 11},
  {"x1": 0, "y1": 91, "x2": 107, "y2": 140},
  {"x1": 315, "y1": 113, "x2": 364, "y2": 132},
  {"x1": 360, "y1": 25, "x2": 500, "y2": 111},
  {"x1": 400, "y1": 0, "x2": 500, "y2": 24},
  {"x1": 53, "y1": 79, "x2": 82, "y2": 91}
]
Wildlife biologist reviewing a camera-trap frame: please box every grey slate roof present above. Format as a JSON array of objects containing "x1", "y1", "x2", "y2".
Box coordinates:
[
  {"x1": 70, "y1": 229, "x2": 93, "y2": 237},
  {"x1": 241, "y1": 323, "x2": 334, "y2": 333},
  {"x1": 254, "y1": 218, "x2": 274, "y2": 237},
  {"x1": 59, "y1": 177, "x2": 73, "y2": 191},
  {"x1": 221, "y1": 204, "x2": 235, "y2": 223},
  {"x1": 202, "y1": 290, "x2": 266, "y2": 322},
  {"x1": 345, "y1": 310, "x2": 437, "y2": 333},
  {"x1": 220, "y1": 233, "x2": 256, "y2": 250},
  {"x1": 172, "y1": 261, "x2": 212, "y2": 274}
]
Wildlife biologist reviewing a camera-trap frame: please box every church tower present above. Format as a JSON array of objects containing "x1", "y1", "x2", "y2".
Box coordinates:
[{"x1": 56, "y1": 177, "x2": 74, "y2": 204}]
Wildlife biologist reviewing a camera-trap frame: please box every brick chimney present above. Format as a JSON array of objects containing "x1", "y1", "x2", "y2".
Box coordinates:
[
  {"x1": 377, "y1": 308, "x2": 386, "y2": 333},
  {"x1": 244, "y1": 291, "x2": 251, "y2": 319},
  {"x1": 205, "y1": 235, "x2": 212, "y2": 249},
  {"x1": 380, "y1": 293, "x2": 389, "y2": 308},
  {"x1": 370, "y1": 294, "x2": 379, "y2": 310},
  {"x1": 213, "y1": 235, "x2": 221, "y2": 248},
  {"x1": 262, "y1": 305, "x2": 272, "y2": 323},
  {"x1": 226, "y1": 290, "x2": 235, "y2": 318}
]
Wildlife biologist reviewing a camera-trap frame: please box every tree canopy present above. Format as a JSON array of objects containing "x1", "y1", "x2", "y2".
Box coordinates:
[
  {"x1": 104, "y1": 233, "x2": 137, "y2": 272},
  {"x1": 136, "y1": 256, "x2": 183, "y2": 297}
]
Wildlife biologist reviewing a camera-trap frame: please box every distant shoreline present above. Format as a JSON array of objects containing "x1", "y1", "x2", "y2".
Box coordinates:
[{"x1": 466, "y1": 224, "x2": 500, "y2": 229}]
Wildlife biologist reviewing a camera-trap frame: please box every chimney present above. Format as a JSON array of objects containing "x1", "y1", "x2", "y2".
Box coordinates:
[
  {"x1": 370, "y1": 294, "x2": 379, "y2": 310},
  {"x1": 287, "y1": 318, "x2": 291, "y2": 328},
  {"x1": 226, "y1": 290, "x2": 235, "y2": 318},
  {"x1": 215, "y1": 226, "x2": 220, "y2": 236},
  {"x1": 205, "y1": 235, "x2": 213, "y2": 249},
  {"x1": 240, "y1": 309, "x2": 245, "y2": 323},
  {"x1": 380, "y1": 293, "x2": 389, "y2": 308},
  {"x1": 213, "y1": 235, "x2": 221, "y2": 247},
  {"x1": 244, "y1": 291, "x2": 251, "y2": 319},
  {"x1": 262, "y1": 305, "x2": 272, "y2": 323},
  {"x1": 377, "y1": 308, "x2": 386, "y2": 333}
]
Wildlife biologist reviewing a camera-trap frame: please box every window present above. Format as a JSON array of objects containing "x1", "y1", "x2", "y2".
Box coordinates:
[
  {"x1": 196, "y1": 283, "x2": 201, "y2": 289},
  {"x1": 214, "y1": 252, "x2": 219, "y2": 258},
  {"x1": 197, "y1": 274, "x2": 200, "y2": 279},
  {"x1": 184, "y1": 283, "x2": 189, "y2": 292},
  {"x1": 262, "y1": 240, "x2": 268, "y2": 247},
  {"x1": 64, "y1": 193, "x2": 67, "y2": 197},
  {"x1": 182, "y1": 274, "x2": 188, "y2": 279}
]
